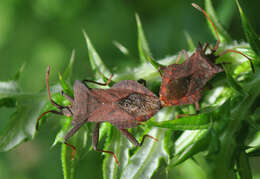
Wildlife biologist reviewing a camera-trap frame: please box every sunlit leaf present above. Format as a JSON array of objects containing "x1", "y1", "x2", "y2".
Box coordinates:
[
  {"x1": 136, "y1": 14, "x2": 163, "y2": 70},
  {"x1": 83, "y1": 30, "x2": 112, "y2": 83}
]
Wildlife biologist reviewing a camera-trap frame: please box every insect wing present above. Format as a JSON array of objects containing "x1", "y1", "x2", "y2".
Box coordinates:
[
  {"x1": 88, "y1": 104, "x2": 138, "y2": 128},
  {"x1": 111, "y1": 80, "x2": 156, "y2": 97}
]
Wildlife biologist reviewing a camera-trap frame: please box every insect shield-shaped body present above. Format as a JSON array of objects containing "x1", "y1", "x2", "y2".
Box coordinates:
[
  {"x1": 36, "y1": 67, "x2": 160, "y2": 164},
  {"x1": 159, "y1": 43, "x2": 223, "y2": 110},
  {"x1": 159, "y1": 3, "x2": 254, "y2": 111}
]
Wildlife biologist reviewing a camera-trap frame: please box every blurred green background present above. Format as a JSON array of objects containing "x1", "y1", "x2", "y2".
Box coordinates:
[{"x1": 0, "y1": 0, "x2": 260, "y2": 178}]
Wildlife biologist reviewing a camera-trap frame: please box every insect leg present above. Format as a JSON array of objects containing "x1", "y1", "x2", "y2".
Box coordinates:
[
  {"x1": 202, "y1": 43, "x2": 209, "y2": 53},
  {"x1": 36, "y1": 110, "x2": 63, "y2": 130},
  {"x1": 176, "y1": 50, "x2": 189, "y2": 64},
  {"x1": 82, "y1": 74, "x2": 113, "y2": 87},
  {"x1": 158, "y1": 67, "x2": 164, "y2": 76},
  {"x1": 218, "y1": 49, "x2": 255, "y2": 73},
  {"x1": 195, "y1": 102, "x2": 200, "y2": 112},
  {"x1": 92, "y1": 123, "x2": 119, "y2": 164},
  {"x1": 119, "y1": 129, "x2": 158, "y2": 147},
  {"x1": 63, "y1": 121, "x2": 86, "y2": 160},
  {"x1": 137, "y1": 79, "x2": 146, "y2": 87},
  {"x1": 64, "y1": 142, "x2": 76, "y2": 160}
]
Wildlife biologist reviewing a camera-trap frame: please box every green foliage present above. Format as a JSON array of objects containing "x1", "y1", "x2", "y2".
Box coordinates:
[
  {"x1": 0, "y1": 0, "x2": 260, "y2": 179},
  {"x1": 236, "y1": 0, "x2": 260, "y2": 58},
  {"x1": 0, "y1": 65, "x2": 48, "y2": 151}
]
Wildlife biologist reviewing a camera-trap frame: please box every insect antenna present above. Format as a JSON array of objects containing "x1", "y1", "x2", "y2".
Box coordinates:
[
  {"x1": 192, "y1": 3, "x2": 220, "y2": 51},
  {"x1": 139, "y1": 135, "x2": 158, "y2": 146},
  {"x1": 36, "y1": 66, "x2": 71, "y2": 130},
  {"x1": 219, "y1": 49, "x2": 255, "y2": 73},
  {"x1": 82, "y1": 74, "x2": 113, "y2": 86},
  {"x1": 46, "y1": 66, "x2": 68, "y2": 109},
  {"x1": 95, "y1": 148, "x2": 119, "y2": 164},
  {"x1": 64, "y1": 142, "x2": 77, "y2": 160},
  {"x1": 192, "y1": 3, "x2": 255, "y2": 73},
  {"x1": 36, "y1": 110, "x2": 63, "y2": 130}
]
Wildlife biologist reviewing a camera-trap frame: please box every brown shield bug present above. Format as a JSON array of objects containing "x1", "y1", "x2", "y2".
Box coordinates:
[
  {"x1": 36, "y1": 66, "x2": 160, "y2": 164},
  {"x1": 159, "y1": 3, "x2": 255, "y2": 112}
]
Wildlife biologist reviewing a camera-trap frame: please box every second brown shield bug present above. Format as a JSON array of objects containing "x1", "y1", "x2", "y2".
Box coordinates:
[
  {"x1": 36, "y1": 66, "x2": 160, "y2": 164},
  {"x1": 159, "y1": 3, "x2": 254, "y2": 112}
]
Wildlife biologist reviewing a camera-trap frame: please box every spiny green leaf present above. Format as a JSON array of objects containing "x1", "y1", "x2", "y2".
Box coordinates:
[
  {"x1": 204, "y1": 0, "x2": 232, "y2": 43},
  {"x1": 236, "y1": 0, "x2": 260, "y2": 58},
  {"x1": 136, "y1": 14, "x2": 163, "y2": 70},
  {"x1": 13, "y1": 64, "x2": 25, "y2": 81},
  {"x1": 83, "y1": 30, "x2": 112, "y2": 82},
  {"x1": 58, "y1": 73, "x2": 73, "y2": 97},
  {"x1": 184, "y1": 31, "x2": 195, "y2": 51},
  {"x1": 113, "y1": 41, "x2": 129, "y2": 56},
  {"x1": 0, "y1": 93, "x2": 47, "y2": 151},
  {"x1": 171, "y1": 129, "x2": 210, "y2": 166},
  {"x1": 136, "y1": 14, "x2": 152, "y2": 62},
  {"x1": 0, "y1": 67, "x2": 70, "y2": 152},
  {"x1": 63, "y1": 50, "x2": 75, "y2": 81},
  {"x1": 145, "y1": 113, "x2": 210, "y2": 130}
]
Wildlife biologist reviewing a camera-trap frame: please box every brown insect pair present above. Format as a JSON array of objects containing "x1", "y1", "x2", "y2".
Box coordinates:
[{"x1": 36, "y1": 3, "x2": 255, "y2": 164}]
